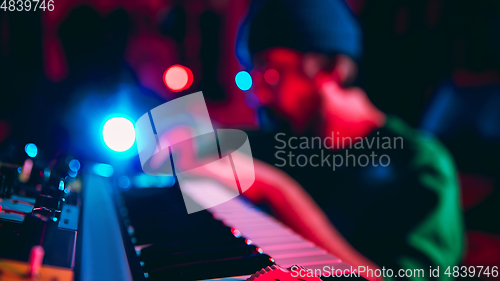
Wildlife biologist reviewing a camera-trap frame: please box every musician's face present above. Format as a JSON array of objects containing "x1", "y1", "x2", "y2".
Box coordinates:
[{"x1": 253, "y1": 48, "x2": 321, "y2": 132}]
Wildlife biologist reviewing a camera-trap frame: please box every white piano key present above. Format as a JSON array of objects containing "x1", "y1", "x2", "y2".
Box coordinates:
[
  {"x1": 250, "y1": 235, "x2": 305, "y2": 245},
  {"x1": 258, "y1": 241, "x2": 315, "y2": 251},
  {"x1": 237, "y1": 228, "x2": 294, "y2": 238},
  {"x1": 264, "y1": 246, "x2": 327, "y2": 259},
  {"x1": 213, "y1": 210, "x2": 255, "y2": 217},
  {"x1": 222, "y1": 213, "x2": 278, "y2": 222},
  {"x1": 183, "y1": 180, "x2": 353, "y2": 279},
  {"x1": 217, "y1": 212, "x2": 279, "y2": 222},
  {"x1": 224, "y1": 221, "x2": 287, "y2": 231},
  {"x1": 276, "y1": 254, "x2": 341, "y2": 268}
]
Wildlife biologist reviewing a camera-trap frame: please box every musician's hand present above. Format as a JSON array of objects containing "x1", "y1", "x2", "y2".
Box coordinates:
[{"x1": 183, "y1": 151, "x2": 264, "y2": 203}]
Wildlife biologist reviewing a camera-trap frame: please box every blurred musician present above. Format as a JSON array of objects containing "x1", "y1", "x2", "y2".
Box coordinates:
[{"x1": 203, "y1": 0, "x2": 464, "y2": 280}]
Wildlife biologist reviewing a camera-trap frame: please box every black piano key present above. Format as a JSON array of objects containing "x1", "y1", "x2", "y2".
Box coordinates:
[
  {"x1": 133, "y1": 224, "x2": 237, "y2": 245},
  {"x1": 129, "y1": 213, "x2": 222, "y2": 233},
  {"x1": 139, "y1": 236, "x2": 250, "y2": 258},
  {"x1": 120, "y1": 185, "x2": 277, "y2": 280},
  {"x1": 146, "y1": 253, "x2": 275, "y2": 281},
  {"x1": 141, "y1": 244, "x2": 262, "y2": 270}
]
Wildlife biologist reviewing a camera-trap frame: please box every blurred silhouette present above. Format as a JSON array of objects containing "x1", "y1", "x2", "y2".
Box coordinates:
[
  {"x1": 0, "y1": 9, "x2": 43, "y2": 161},
  {"x1": 419, "y1": 1, "x2": 500, "y2": 271},
  {"x1": 48, "y1": 6, "x2": 163, "y2": 164},
  {"x1": 198, "y1": 10, "x2": 226, "y2": 101},
  {"x1": 227, "y1": 0, "x2": 464, "y2": 280}
]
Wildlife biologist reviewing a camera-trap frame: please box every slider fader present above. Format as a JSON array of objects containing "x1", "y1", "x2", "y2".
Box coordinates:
[{"x1": 0, "y1": 147, "x2": 81, "y2": 281}]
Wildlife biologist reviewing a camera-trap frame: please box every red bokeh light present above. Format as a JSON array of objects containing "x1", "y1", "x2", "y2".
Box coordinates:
[
  {"x1": 264, "y1": 68, "x2": 279, "y2": 85},
  {"x1": 163, "y1": 64, "x2": 193, "y2": 92}
]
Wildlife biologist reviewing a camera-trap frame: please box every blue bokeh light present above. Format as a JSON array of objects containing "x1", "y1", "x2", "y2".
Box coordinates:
[
  {"x1": 244, "y1": 92, "x2": 259, "y2": 108},
  {"x1": 92, "y1": 163, "x2": 114, "y2": 177},
  {"x1": 68, "y1": 170, "x2": 78, "y2": 177},
  {"x1": 118, "y1": 176, "x2": 131, "y2": 189},
  {"x1": 69, "y1": 159, "x2": 81, "y2": 172},
  {"x1": 235, "y1": 71, "x2": 252, "y2": 91},
  {"x1": 133, "y1": 174, "x2": 176, "y2": 188},
  {"x1": 24, "y1": 143, "x2": 38, "y2": 158}
]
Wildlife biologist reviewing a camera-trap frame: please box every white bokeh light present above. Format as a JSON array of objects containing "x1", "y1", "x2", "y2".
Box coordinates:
[{"x1": 103, "y1": 117, "x2": 136, "y2": 152}]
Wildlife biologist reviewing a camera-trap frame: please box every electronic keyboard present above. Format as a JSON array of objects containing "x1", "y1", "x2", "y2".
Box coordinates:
[
  {"x1": 109, "y1": 175, "x2": 355, "y2": 280},
  {"x1": 1, "y1": 163, "x2": 358, "y2": 281}
]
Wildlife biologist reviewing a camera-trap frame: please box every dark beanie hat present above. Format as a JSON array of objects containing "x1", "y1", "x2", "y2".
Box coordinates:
[{"x1": 236, "y1": 0, "x2": 362, "y2": 69}]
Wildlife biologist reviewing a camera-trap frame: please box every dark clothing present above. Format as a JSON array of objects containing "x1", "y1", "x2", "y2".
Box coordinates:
[
  {"x1": 248, "y1": 116, "x2": 464, "y2": 280},
  {"x1": 421, "y1": 81, "x2": 500, "y2": 177}
]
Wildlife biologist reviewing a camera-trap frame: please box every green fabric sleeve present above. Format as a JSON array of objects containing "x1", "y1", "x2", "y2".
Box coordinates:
[{"x1": 385, "y1": 119, "x2": 464, "y2": 280}]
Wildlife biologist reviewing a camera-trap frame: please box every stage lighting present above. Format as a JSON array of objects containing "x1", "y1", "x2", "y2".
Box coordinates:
[
  {"x1": 25, "y1": 143, "x2": 37, "y2": 158},
  {"x1": 264, "y1": 68, "x2": 279, "y2": 85},
  {"x1": 68, "y1": 159, "x2": 81, "y2": 172},
  {"x1": 235, "y1": 71, "x2": 252, "y2": 91},
  {"x1": 163, "y1": 64, "x2": 193, "y2": 92},
  {"x1": 102, "y1": 117, "x2": 136, "y2": 152},
  {"x1": 92, "y1": 163, "x2": 114, "y2": 177}
]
